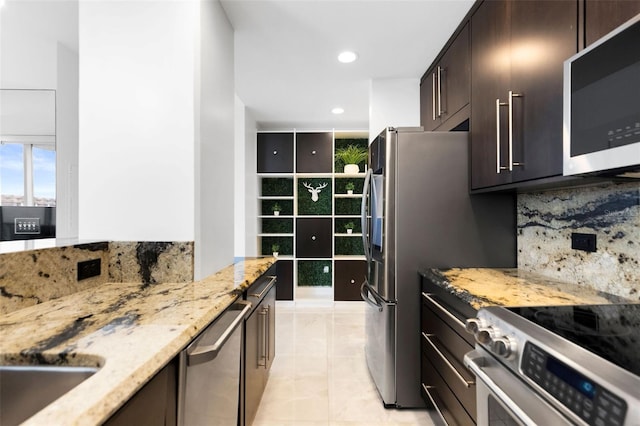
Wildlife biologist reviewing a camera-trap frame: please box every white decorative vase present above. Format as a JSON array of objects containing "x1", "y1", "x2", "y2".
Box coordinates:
[
  {"x1": 273, "y1": 211, "x2": 280, "y2": 216},
  {"x1": 347, "y1": 190, "x2": 353, "y2": 195},
  {"x1": 272, "y1": 252, "x2": 279, "y2": 258},
  {"x1": 344, "y1": 164, "x2": 360, "y2": 174},
  {"x1": 346, "y1": 229, "x2": 353, "y2": 234}
]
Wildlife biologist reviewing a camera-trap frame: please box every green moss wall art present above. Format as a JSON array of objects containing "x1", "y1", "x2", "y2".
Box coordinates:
[
  {"x1": 297, "y1": 178, "x2": 332, "y2": 215},
  {"x1": 298, "y1": 260, "x2": 332, "y2": 287}
]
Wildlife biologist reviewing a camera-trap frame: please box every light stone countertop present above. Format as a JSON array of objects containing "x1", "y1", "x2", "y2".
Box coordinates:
[
  {"x1": 0, "y1": 257, "x2": 276, "y2": 426},
  {"x1": 421, "y1": 268, "x2": 631, "y2": 311}
]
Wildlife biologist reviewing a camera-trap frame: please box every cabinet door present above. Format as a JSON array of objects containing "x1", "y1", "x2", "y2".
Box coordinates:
[
  {"x1": 439, "y1": 22, "x2": 470, "y2": 128},
  {"x1": 276, "y1": 260, "x2": 293, "y2": 301},
  {"x1": 334, "y1": 260, "x2": 366, "y2": 301},
  {"x1": 509, "y1": 0, "x2": 576, "y2": 183},
  {"x1": 257, "y1": 133, "x2": 294, "y2": 173},
  {"x1": 296, "y1": 218, "x2": 332, "y2": 258},
  {"x1": 420, "y1": 67, "x2": 441, "y2": 131},
  {"x1": 296, "y1": 132, "x2": 333, "y2": 173},
  {"x1": 585, "y1": 0, "x2": 640, "y2": 46},
  {"x1": 470, "y1": 0, "x2": 512, "y2": 189}
]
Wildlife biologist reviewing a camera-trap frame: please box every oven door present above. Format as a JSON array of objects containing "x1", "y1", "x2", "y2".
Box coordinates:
[{"x1": 464, "y1": 347, "x2": 574, "y2": 426}]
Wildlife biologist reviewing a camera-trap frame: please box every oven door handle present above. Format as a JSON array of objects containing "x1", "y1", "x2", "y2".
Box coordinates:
[{"x1": 464, "y1": 350, "x2": 539, "y2": 426}]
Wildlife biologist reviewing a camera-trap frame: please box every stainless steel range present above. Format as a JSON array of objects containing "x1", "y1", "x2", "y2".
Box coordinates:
[{"x1": 464, "y1": 304, "x2": 640, "y2": 426}]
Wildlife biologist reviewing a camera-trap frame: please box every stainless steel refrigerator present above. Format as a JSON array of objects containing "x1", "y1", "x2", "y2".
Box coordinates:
[{"x1": 360, "y1": 127, "x2": 516, "y2": 408}]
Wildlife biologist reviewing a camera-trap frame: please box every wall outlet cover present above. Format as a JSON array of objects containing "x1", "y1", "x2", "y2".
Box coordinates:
[
  {"x1": 78, "y1": 258, "x2": 101, "y2": 281},
  {"x1": 571, "y1": 232, "x2": 597, "y2": 253}
]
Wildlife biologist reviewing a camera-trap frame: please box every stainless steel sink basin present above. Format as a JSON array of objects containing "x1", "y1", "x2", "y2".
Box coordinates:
[{"x1": 0, "y1": 365, "x2": 99, "y2": 425}]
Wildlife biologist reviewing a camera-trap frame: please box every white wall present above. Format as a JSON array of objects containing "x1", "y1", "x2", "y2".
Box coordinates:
[
  {"x1": 78, "y1": 1, "x2": 197, "y2": 242},
  {"x1": 194, "y1": 0, "x2": 235, "y2": 278},
  {"x1": 55, "y1": 43, "x2": 79, "y2": 238},
  {"x1": 368, "y1": 78, "x2": 420, "y2": 142},
  {"x1": 234, "y1": 95, "x2": 258, "y2": 258}
]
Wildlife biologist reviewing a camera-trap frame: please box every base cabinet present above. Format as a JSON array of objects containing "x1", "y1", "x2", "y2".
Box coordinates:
[
  {"x1": 420, "y1": 273, "x2": 477, "y2": 426},
  {"x1": 334, "y1": 260, "x2": 366, "y2": 301},
  {"x1": 105, "y1": 360, "x2": 177, "y2": 426},
  {"x1": 243, "y1": 270, "x2": 277, "y2": 426}
]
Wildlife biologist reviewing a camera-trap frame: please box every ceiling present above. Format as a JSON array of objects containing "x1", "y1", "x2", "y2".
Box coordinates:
[{"x1": 220, "y1": 0, "x2": 475, "y2": 131}]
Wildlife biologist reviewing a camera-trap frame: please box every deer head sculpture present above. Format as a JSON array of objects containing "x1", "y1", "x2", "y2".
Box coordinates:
[{"x1": 303, "y1": 181, "x2": 328, "y2": 202}]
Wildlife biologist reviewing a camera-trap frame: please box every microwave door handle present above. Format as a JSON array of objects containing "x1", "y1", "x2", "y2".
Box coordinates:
[{"x1": 361, "y1": 168, "x2": 372, "y2": 262}]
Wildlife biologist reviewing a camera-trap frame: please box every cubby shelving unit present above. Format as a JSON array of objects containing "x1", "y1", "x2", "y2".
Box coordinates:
[{"x1": 256, "y1": 130, "x2": 368, "y2": 302}]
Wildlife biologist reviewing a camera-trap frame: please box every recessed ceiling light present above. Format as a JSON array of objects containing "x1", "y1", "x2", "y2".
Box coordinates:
[
  {"x1": 332, "y1": 107, "x2": 345, "y2": 115},
  {"x1": 338, "y1": 51, "x2": 358, "y2": 63}
]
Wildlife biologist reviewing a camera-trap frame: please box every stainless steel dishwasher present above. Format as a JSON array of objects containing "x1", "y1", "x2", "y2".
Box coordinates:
[{"x1": 177, "y1": 301, "x2": 251, "y2": 426}]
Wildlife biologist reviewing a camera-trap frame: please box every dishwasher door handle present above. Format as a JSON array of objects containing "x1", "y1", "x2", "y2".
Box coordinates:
[{"x1": 187, "y1": 302, "x2": 251, "y2": 366}]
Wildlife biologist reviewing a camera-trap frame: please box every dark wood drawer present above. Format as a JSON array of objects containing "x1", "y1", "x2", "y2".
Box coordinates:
[
  {"x1": 295, "y1": 132, "x2": 332, "y2": 173},
  {"x1": 421, "y1": 287, "x2": 476, "y2": 347},
  {"x1": 421, "y1": 332, "x2": 476, "y2": 418},
  {"x1": 422, "y1": 301, "x2": 474, "y2": 364},
  {"x1": 421, "y1": 352, "x2": 475, "y2": 426},
  {"x1": 333, "y1": 260, "x2": 366, "y2": 301}
]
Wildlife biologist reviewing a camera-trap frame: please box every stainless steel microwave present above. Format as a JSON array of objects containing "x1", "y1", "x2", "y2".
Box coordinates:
[{"x1": 563, "y1": 14, "x2": 640, "y2": 177}]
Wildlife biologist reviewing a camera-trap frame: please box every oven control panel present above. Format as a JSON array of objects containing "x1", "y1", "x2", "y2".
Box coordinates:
[{"x1": 522, "y1": 342, "x2": 627, "y2": 426}]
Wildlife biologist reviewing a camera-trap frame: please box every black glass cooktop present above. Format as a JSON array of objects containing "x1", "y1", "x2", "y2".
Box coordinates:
[{"x1": 508, "y1": 304, "x2": 640, "y2": 376}]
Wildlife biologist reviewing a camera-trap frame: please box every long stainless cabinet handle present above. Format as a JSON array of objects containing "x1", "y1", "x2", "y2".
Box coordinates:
[
  {"x1": 508, "y1": 90, "x2": 524, "y2": 171},
  {"x1": 249, "y1": 275, "x2": 277, "y2": 299},
  {"x1": 187, "y1": 302, "x2": 252, "y2": 366},
  {"x1": 258, "y1": 307, "x2": 268, "y2": 367},
  {"x1": 432, "y1": 72, "x2": 437, "y2": 121},
  {"x1": 422, "y1": 292, "x2": 466, "y2": 329},
  {"x1": 437, "y1": 66, "x2": 443, "y2": 117},
  {"x1": 496, "y1": 98, "x2": 509, "y2": 174},
  {"x1": 422, "y1": 332, "x2": 474, "y2": 388},
  {"x1": 266, "y1": 304, "x2": 271, "y2": 363}
]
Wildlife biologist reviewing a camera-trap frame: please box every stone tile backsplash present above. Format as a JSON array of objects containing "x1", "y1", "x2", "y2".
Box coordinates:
[
  {"x1": 517, "y1": 181, "x2": 639, "y2": 301},
  {"x1": 0, "y1": 241, "x2": 194, "y2": 314}
]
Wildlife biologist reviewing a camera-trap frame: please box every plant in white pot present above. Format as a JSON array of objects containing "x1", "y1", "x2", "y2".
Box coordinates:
[
  {"x1": 272, "y1": 203, "x2": 281, "y2": 216},
  {"x1": 345, "y1": 181, "x2": 355, "y2": 195},
  {"x1": 344, "y1": 222, "x2": 355, "y2": 234},
  {"x1": 271, "y1": 243, "x2": 279, "y2": 257},
  {"x1": 335, "y1": 145, "x2": 367, "y2": 174}
]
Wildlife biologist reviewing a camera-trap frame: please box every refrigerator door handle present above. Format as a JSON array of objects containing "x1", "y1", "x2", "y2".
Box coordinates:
[
  {"x1": 361, "y1": 167, "x2": 372, "y2": 262},
  {"x1": 360, "y1": 280, "x2": 383, "y2": 312}
]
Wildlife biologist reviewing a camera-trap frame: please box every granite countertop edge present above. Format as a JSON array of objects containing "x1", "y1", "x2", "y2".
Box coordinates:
[
  {"x1": 420, "y1": 267, "x2": 632, "y2": 311},
  {"x1": 0, "y1": 256, "x2": 276, "y2": 426}
]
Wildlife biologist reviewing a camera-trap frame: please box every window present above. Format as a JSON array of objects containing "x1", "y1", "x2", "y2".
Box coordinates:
[{"x1": 0, "y1": 142, "x2": 56, "y2": 206}]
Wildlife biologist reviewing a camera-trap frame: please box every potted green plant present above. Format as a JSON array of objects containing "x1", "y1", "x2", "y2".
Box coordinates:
[
  {"x1": 272, "y1": 202, "x2": 281, "y2": 216},
  {"x1": 344, "y1": 222, "x2": 355, "y2": 234},
  {"x1": 335, "y1": 145, "x2": 367, "y2": 174},
  {"x1": 345, "y1": 181, "x2": 355, "y2": 195},
  {"x1": 271, "y1": 243, "x2": 279, "y2": 257}
]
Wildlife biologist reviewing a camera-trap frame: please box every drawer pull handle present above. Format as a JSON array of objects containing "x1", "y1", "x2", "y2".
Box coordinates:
[
  {"x1": 422, "y1": 332, "x2": 475, "y2": 388},
  {"x1": 422, "y1": 292, "x2": 465, "y2": 329},
  {"x1": 311, "y1": 236, "x2": 316, "y2": 241},
  {"x1": 273, "y1": 150, "x2": 278, "y2": 155},
  {"x1": 249, "y1": 276, "x2": 277, "y2": 299},
  {"x1": 311, "y1": 150, "x2": 317, "y2": 155},
  {"x1": 350, "y1": 279, "x2": 355, "y2": 284},
  {"x1": 421, "y1": 383, "x2": 446, "y2": 422}
]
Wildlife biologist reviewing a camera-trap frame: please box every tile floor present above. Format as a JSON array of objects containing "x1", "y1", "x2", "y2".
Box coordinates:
[{"x1": 251, "y1": 302, "x2": 443, "y2": 426}]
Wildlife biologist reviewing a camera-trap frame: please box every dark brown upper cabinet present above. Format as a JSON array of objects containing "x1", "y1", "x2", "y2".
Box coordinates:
[
  {"x1": 296, "y1": 132, "x2": 332, "y2": 173},
  {"x1": 257, "y1": 132, "x2": 294, "y2": 173},
  {"x1": 420, "y1": 22, "x2": 470, "y2": 131},
  {"x1": 470, "y1": 0, "x2": 577, "y2": 190},
  {"x1": 585, "y1": 0, "x2": 640, "y2": 47}
]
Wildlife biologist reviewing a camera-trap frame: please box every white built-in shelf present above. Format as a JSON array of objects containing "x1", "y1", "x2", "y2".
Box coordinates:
[
  {"x1": 334, "y1": 194, "x2": 363, "y2": 198},
  {"x1": 258, "y1": 233, "x2": 294, "y2": 237},
  {"x1": 296, "y1": 173, "x2": 333, "y2": 178},
  {"x1": 334, "y1": 232, "x2": 362, "y2": 237},
  {"x1": 257, "y1": 173, "x2": 294, "y2": 178},
  {"x1": 258, "y1": 196, "x2": 294, "y2": 200},
  {"x1": 334, "y1": 173, "x2": 366, "y2": 178},
  {"x1": 259, "y1": 214, "x2": 294, "y2": 219},
  {"x1": 334, "y1": 215, "x2": 360, "y2": 219},
  {"x1": 334, "y1": 255, "x2": 366, "y2": 260}
]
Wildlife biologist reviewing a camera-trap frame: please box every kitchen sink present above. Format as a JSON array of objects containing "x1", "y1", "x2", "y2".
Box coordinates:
[{"x1": 0, "y1": 364, "x2": 99, "y2": 425}]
